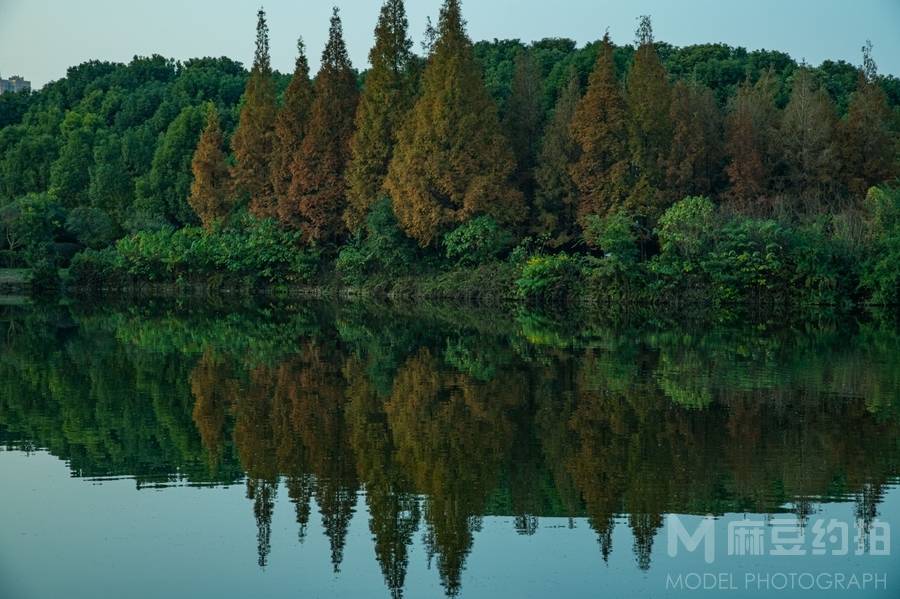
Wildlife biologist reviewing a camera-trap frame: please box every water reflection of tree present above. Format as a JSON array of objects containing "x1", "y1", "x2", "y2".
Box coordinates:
[
  {"x1": 3, "y1": 303, "x2": 900, "y2": 599},
  {"x1": 386, "y1": 349, "x2": 521, "y2": 596}
]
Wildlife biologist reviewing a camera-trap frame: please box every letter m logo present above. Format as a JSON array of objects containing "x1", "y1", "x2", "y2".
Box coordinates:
[{"x1": 667, "y1": 515, "x2": 716, "y2": 564}]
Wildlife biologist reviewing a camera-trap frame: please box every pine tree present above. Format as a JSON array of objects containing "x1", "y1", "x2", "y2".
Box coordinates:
[
  {"x1": 534, "y1": 70, "x2": 581, "y2": 245},
  {"x1": 724, "y1": 70, "x2": 782, "y2": 211},
  {"x1": 840, "y1": 42, "x2": 896, "y2": 198},
  {"x1": 272, "y1": 39, "x2": 314, "y2": 227},
  {"x1": 569, "y1": 33, "x2": 630, "y2": 225},
  {"x1": 384, "y1": 0, "x2": 524, "y2": 247},
  {"x1": 665, "y1": 81, "x2": 724, "y2": 202},
  {"x1": 625, "y1": 16, "x2": 672, "y2": 220},
  {"x1": 290, "y1": 7, "x2": 359, "y2": 244},
  {"x1": 781, "y1": 68, "x2": 837, "y2": 204},
  {"x1": 345, "y1": 0, "x2": 416, "y2": 233},
  {"x1": 188, "y1": 103, "x2": 232, "y2": 229},
  {"x1": 503, "y1": 49, "x2": 544, "y2": 203},
  {"x1": 232, "y1": 8, "x2": 277, "y2": 217}
]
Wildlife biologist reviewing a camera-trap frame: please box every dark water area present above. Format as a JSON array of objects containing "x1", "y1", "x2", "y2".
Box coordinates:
[{"x1": 1, "y1": 300, "x2": 899, "y2": 598}]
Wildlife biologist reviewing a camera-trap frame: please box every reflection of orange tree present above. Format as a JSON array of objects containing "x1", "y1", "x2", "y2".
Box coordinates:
[
  {"x1": 385, "y1": 349, "x2": 521, "y2": 596},
  {"x1": 190, "y1": 350, "x2": 238, "y2": 475},
  {"x1": 177, "y1": 321, "x2": 900, "y2": 594},
  {"x1": 233, "y1": 365, "x2": 279, "y2": 568},
  {"x1": 281, "y1": 340, "x2": 359, "y2": 573},
  {"x1": 345, "y1": 356, "x2": 420, "y2": 599}
]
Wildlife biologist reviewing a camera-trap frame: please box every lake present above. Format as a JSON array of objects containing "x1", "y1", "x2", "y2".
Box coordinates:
[{"x1": 1, "y1": 300, "x2": 898, "y2": 598}]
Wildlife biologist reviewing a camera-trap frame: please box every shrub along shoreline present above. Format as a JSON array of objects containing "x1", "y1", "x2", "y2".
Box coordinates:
[{"x1": 65, "y1": 189, "x2": 900, "y2": 309}]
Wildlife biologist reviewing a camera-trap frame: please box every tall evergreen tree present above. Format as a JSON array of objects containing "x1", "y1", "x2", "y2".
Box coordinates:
[
  {"x1": 534, "y1": 71, "x2": 581, "y2": 245},
  {"x1": 569, "y1": 33, "x2": 629, "y2": 226},
  {"x1": 503, "y1": 49, "x2": 544, "y2": 203},
  {"x1": 665, "y1": 81, "x2": 724, "y2": 201},
  {"x1": 345, "y1": 0, "x2": 416, "y2": 233},
  {"x1": 290, "y1": 7, "x2": 359, "y2": 243},
  {"x1": 839, "y1": 42, "x2": 896, "y2": 198},
  {"x1": 189, "y1": 104, "x2": 232, "y2": 229},
  {"x1": 232, "y1": 8, "x2": 277, "y2": 217},
  {"x1": 781, "y1": 68, "x2": 837, "y2": 204},
  {"x1": 384, "y1": 0, "x2": 524, "y2": 247},
  {"x1": 724, "y1": 70, "x2": 782, "y2": 211},
  {"x1": 272, "y1": 39, "x2": 314, "y2": 227},
  {"x1": 625, "y1": 16, "x2": 672, "y2": 220}
]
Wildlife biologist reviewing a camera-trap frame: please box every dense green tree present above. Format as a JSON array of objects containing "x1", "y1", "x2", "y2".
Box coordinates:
[
  {"x1": 569, "y1": 33, "x2": 630, "y2": 226},
  {"x1": 66, "y1": 206, "x2": 116, "y2": 249},
  {"x1": 385, "y1": 0, "x2": 524, "y2": 247},
  {"x1": 534, "y1": 71, "x2": 581, "y2": 244},
  {"x1": 289, "y1": 8, "x2": 359, "y2": 243},
  {"x1": 272, "y1": 39, "x2": 314, "y2": 227},
  {"x1": 232, "y1": 8, "x2": 277, "y2": 217},
  {"x1": 49, "y1": 111, "x2": 102, "y2": 208},
  {"x1": 189, "y1": 104, "x2": 232, "y2": 229},
  {"x1": 133, "y1": 104, "x2": 205, "y2": 227},
  {"x1": 0, "y1": 192, "x2": 65, "y2": 264},
  {"x1": 345, "y1": 0, "x2": 416, "y2": 233},
  {"x1": 88, "y1": 131, "x2": 133, "y2": 226}
]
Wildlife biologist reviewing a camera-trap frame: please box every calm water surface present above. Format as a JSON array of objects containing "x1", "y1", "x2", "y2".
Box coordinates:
[{"x1": 1, "y1": 301, "x2": 899, "y2": 598}]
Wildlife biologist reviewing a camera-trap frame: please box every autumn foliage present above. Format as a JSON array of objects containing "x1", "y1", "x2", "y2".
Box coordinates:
[
  {"x1": 384, "y1": 0, "x2": 524, "y2": 247},
  {"x1": 232, "y1": 8, "x2": 277, "y2": 217},
  {"x1": 272, "y1": 40, "x2": 314, "y2": 227},
  {"x1": 289, "y1": 8, "x2": 359, "y2": 244},
  {"x1": 188, "y1": 103, "x2": 232, "y2": 229},
  {"x1": 569, "y1": 34, "x2": 630, "y2": 225},
  {"x1": 345, "y1": 0, "x2": 417, "y2": 233}
]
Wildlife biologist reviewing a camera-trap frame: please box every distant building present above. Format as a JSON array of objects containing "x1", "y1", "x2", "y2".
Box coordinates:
[{"x1": 0, "y1": 75, "x2": 31, "y2": 94}]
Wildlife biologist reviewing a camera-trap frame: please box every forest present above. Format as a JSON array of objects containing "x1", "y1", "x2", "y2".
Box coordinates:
[{"x1": 0, "y1": 0, "x2": 898, "y2": 307}]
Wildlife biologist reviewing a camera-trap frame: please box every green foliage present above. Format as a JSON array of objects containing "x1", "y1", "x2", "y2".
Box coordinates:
[
  {"x1": 66, "y1": 206, "x2": 117, "y2": 249},
  {"x1": 655, "y1": 196, "x2": 716, "y2": 259},
  {"x1": 0, "y1": 193, "x2": 66, "y2": 266},
  {"x1": 69, "y1": 215, "x2": 318, "y2": 287},
  {"x1": 132, "y1": 104, "x2": 205, "y2": 228},
  {"x1": 337, "y1": 197, "x2": 417, "y2": 284},
  {"x1": 442, "y1": 216, "x2": 513, "y2": 266},
  {"x1": 648, "y1": 198, "x2": 862, "y2": 307},
  {"x1": 516, "y1": 253, "x2": 583, "y2": 303},
  {"x1": 861, "y1": 186, "x2": 900, "y2": 305},
  {"x1": 584, "y1": 211, "x2": 639, "y2": 263}
]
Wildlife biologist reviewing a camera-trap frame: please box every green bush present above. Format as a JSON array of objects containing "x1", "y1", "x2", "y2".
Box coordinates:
[
  {"x1": 786, "y1": 222, "x2": 859, "y2": 306},
  {"x1": 862, "y1": 232, "x2": 900, "y2": 305},
  {"x1": 655, "y1": 196, "x2": 716, "y2": 260},
  {"x1": 337, "y1": 198, "x2": 417, "y2": 285},
  {"x1": 861, "y1": 186, "x2": 900, "y2": 305},
  {"x1": 516, "y1": 254, "x2": 583, "y2": 303},
  {"x1": 69, "y1": 216, "x2": 319, "y2": 288},
  {"x1": 702, "y1": 218, "x2": 790, "y2": 305},
  {"x1": 66, "y1": 206, "x2": 117, "y2": 249},
  {"x1": 0, "y1": 193, "x2": 66, "y2": 266},
  {"x1": 584, "y1": 211, "x2": 639, "y2": 263},
  {"x1": 443, "y1": 216, "x2": 513, "y2": 266}
]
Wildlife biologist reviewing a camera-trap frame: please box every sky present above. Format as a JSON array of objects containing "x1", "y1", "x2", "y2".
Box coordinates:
[{"x1": 1, "y1": 0, "x2": 899, "y2": 88}]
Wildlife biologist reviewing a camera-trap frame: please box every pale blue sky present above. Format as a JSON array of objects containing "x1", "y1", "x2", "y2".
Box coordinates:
[{"x1": 1, "y1": 0, "x2": 898, "y2": 88}]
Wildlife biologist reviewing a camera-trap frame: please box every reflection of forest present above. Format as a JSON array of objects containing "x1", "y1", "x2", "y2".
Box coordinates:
[{"x1": 1, "y1": 302, "x2": 899, "y2": 597}]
